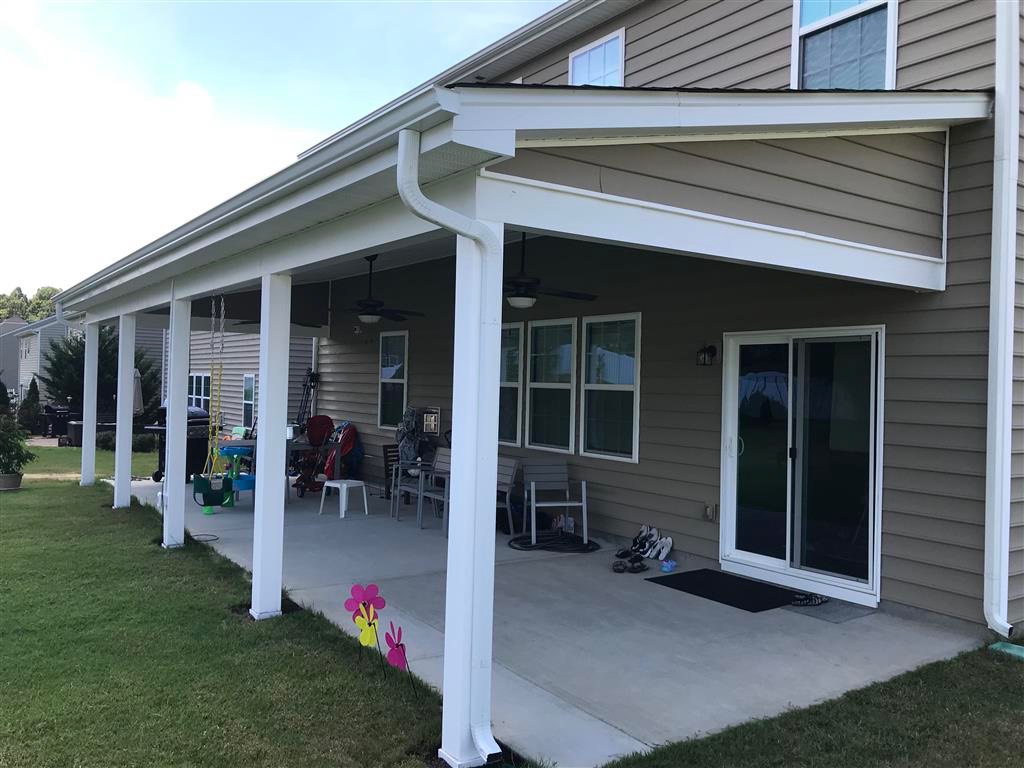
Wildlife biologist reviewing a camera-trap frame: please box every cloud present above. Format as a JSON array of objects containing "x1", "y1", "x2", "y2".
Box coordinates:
[{"x1": 0, "y1": 4, "x2": 323, "y2": 294}]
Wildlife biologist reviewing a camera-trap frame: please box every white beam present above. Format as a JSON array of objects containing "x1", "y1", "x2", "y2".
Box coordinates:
[
  {"x1": 113, "y1": 313, "x2": 136, "y2": 508},
  {"x1": 163, "y1": 296, "x2": 190, "y2": 549},
  {"x1": 80, "y1": 322, "x2": 99, "y2": 486},
  {"x1": 476, "y1": 171, "x2": 946, "y2": 291},
  {"x1": 440, "y1": 221, "x2": 504, "y2": 768},
  {"x1": 249, "y1": 272, "x2": 292, "y2": 620}
]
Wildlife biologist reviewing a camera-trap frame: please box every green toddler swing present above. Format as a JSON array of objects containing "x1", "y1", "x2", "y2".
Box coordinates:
[{"x1": 193, "y1": 296, "x2": 233, "y2": 514}]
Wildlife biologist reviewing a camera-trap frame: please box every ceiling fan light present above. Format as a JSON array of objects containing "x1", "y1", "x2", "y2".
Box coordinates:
[
  {"x1": 358, "y1": 313, "x2": 381, "y2": 324},
  {"x1": 506, "y1": 295, "x2": 536, "y2": 309}
]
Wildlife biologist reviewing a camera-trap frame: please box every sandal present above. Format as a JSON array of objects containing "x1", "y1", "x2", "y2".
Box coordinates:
[
  {"x1": 650, "y1": 536, "x2": 673, "y2": 561},
  {"x1": 628, "y1": 561, "x2": 649, "y2": 574},
  {"x1": 612, "y1": 560, "x2": 628, "y2": 573},
  {"x1": 791, "y1": 593, "x2": 830, "y2": 607}
]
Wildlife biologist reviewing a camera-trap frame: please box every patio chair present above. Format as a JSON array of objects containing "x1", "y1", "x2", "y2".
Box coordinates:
[
  {"x1": 522, "y1": 458, "x2": 588, "y2": 545},
  {"x1": 390, "y1": 452, "x2": 434, "y2": 522},
  {"x1": 382, "y1": 444, "x2": 400, "y2": 499},
  {"x1": 496, "y1": 454, "x2": 520, "y2": 536},
  {"x1": 418, "y1": 447, "x2": 452, "y2": 529}
]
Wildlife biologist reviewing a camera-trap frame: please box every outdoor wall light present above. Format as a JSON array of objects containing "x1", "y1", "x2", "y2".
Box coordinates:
[
  {"x1": 358, "y1": 313, "x2": 381, "y2": 324},
  {"x1": 506, "y1": 295, "x2": 537, "y2": 309},
  {"x1": 696, "y1": 344, "x2": 717, "y2": 366}
]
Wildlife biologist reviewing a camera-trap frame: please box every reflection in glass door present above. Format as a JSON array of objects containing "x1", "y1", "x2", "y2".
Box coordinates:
[{"x1": 724, "y1": 329, "x2": 879, "y2": 601}]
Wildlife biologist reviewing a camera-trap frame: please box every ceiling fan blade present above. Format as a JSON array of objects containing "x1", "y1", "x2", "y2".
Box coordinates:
[
  {"x1": 382, "y1": 307, "x2": 426, "y2": 317},
  {"x1": 377, "y1": 309, "x2": 409, "y2": 322},
  {"x1": 537, "y1": 287, "x2": 598, "y2": 301}
]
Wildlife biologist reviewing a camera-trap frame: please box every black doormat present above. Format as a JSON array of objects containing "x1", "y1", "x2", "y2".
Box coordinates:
[{"x1": 647, "y1": 569, "x2": 800, "y2": 612}]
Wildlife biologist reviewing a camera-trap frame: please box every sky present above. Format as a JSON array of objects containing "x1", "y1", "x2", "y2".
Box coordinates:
[{"x1": 0, "y1": 0, "x2": 560, "y2": 295}]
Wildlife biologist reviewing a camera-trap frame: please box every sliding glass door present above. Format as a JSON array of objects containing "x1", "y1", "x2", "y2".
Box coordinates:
[{"x1": 722, "y1": 327, "x2": 881, "y2": 605}]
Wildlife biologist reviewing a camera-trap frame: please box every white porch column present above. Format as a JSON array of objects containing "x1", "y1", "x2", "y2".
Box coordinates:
[
  {"x1": 113, "y1": 313, "x2": 136, "y2": 508},
  {"x1": 440, "y1": 220, "x2": 504, "y2": 768},
  {"x1": 79, "y1": 322, "x2": 99, "y2": 486},
  {"x1": 163, "y1": 296, "x2": 191, "y2": 548},
  {"x1": 250, "y1": 272, "x2": 292, "y2": 620}
]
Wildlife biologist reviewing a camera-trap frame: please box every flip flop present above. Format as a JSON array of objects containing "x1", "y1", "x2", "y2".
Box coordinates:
[
  {"x1": 612, "y1": 560, "x2": 628, "y2": 573},
  {"x1": 628, "y1": 561, "x2": 649, "y2": 574}
]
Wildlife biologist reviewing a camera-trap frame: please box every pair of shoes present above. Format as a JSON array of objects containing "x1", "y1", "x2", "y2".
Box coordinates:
[
  {"x1": 791, "y1": 593, "x2": 830, "y2": 607},
  {"x1": 643, "y1": 536, "x2": 673, "y2": 561},
  {"x1": 660, "y1": 559, "x2": 677, "y2": 573},
  {"x1": 612, "y1": 559, "x2": 649, "y2": 574}
]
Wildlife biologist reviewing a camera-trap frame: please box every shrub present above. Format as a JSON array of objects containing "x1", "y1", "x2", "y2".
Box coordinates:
[
  {"x1": 96, "y1": 431, "x2": 116, "y2": 451},
  {"x1": 0, "y1": 415, "x2": 36, "y2": 475},
  {"x1": 0, "y1": 379, "x2": 10, "y2": 416},
  {"x1": 16, "y1": 378, "x2": 40, "y2": 433},
  {"x1": 132, "y1": 433, "x2": 156, "y2": 453}
]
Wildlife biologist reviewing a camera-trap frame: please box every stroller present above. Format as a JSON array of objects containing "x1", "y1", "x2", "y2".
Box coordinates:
[{"x1": 291, "y1": 415, "x2": 335, "y2": 498}]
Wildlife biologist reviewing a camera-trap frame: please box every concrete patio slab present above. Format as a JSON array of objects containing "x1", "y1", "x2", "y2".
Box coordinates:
[{"x1": 140, "y1": 480, "x2": 989, "y2": 768}]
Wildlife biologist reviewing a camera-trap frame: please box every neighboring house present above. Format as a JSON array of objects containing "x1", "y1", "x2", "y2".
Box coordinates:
[
  {"x1": 53, "y1": 2, "x2": 1024, "y2": 765},
  {"x1": 160, "y1": 329, "x2": 314, "y2": 428},
  {"x1": 0, "y1": 315, "x2": 28, "y2": 391},
  {"x1": 7, "y1": 315, "x2": 82, "y2": 403}
]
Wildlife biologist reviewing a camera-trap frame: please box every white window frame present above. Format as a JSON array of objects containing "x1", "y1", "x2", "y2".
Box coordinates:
[
  {"x1": 377, "y1": 330, "x2": 408, "y2": 430},
  {"x1": 242, "y1": 373, "x2": 256, "y2": 429},
  {"x1": 579, "y1": 312, "x2": 641, "y2": 464},
  {"x1": 498, "y1": 321, "x2": 524, "y2": 448},
  {"x1": 790, "y1": 0, "x2": 898, "y2": 90},
  {"x1": 188, "y1": 371, "x2": 211, "y2": 412},
  {"x1": 526, "y1": 317, "x2": 577, "y2": 454},
  {"x1": 569, "y1": 27, "x2": 626, "y2": 87}
]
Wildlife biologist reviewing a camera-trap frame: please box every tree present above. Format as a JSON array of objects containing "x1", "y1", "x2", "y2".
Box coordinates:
[
  {"x1": 0, "y1": 287, "x2": 61, "y2": 322},
  {"x1": 17, "y1": 377, "x2": 40, "y2": 432},
  {"x1": 0, "y1": 378, "x2": 10, "y2": 416},
  {"x1": 38, "y1": 326, "x2": 160, "y2": 422}
]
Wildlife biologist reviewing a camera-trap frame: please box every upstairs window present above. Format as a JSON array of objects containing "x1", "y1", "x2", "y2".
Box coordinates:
[
  {"x1": 569, "y1": 29, "x2": 624, "y2": 87},
  {"x1": 792, "y1": 0, "x2": 895, "y2": 90}
]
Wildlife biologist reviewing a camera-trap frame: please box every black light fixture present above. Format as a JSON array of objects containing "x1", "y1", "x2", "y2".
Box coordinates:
[{"x1": 697, "y1": 344, "x2": 717, "y2": 367}]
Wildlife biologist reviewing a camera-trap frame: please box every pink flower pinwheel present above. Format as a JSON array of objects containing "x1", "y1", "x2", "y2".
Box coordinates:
[
  {"x1": 385, "y1": 622, "x2": 408, "y2": 671},
  {"x1": 344, "y1": 583, "x2": 386, "y2": 621}
]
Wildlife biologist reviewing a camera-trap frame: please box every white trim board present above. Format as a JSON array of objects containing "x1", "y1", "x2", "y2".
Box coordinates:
[{"x1": 476, "y1": 171, "x2": 945, "y2": 291}]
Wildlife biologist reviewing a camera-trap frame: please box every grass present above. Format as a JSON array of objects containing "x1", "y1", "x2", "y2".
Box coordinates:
[
  {"x1": 24, "y1": 446, "x2": 157, "y2": 479},
  {"x1": 0, "y1": 480, "x2": 442, "y2": 768},
  {"x1": 1, "y1": 481, "x2": 1022, "y2": 768}
]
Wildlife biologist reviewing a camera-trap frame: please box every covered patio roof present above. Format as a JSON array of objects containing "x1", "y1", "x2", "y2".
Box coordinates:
[{"x1": 56, "y1": 85, "x2": 991, "y2": 321}]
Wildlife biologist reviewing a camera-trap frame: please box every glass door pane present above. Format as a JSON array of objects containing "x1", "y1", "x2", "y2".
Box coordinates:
[
  {"x1": 791, "y1": 337, "x2": 872, "y2": 581},
  {"x1": 735, "y1": 343, "x2": 790, "y2": 560}
]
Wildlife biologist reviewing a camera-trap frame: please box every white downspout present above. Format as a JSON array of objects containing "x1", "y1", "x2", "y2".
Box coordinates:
[
  {"x1": 396, "y1": 129, "x2": 503, "y2": 766},
  {"x1": 984, "y1": 0, "x2": 1018, "y2": 638}
]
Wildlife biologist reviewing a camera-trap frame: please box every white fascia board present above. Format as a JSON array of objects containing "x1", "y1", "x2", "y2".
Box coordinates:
[
  {"x1": 57, "y1": 88, "x2": 462, "y2": 310},
  {"x1": 476, "y1": 170, "x2": 945, "y2": 291},
  {"x1": 451, "y1": 87, "x2": 992, "y2": 140}
]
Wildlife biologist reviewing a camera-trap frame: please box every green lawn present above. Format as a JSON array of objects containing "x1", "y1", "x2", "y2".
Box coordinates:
[
  {"x1": 1, "y1": 481, "x2": 1022, "y2": 768},
  {"x1": 25, "y1": 446, "x2": 157, "y2": 479}
]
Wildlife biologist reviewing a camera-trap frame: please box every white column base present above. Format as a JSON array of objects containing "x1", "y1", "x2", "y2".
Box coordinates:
[
  {"x1": 248, "y1": 608, "x2": 282, "y2": 621},
  {"x1": 437, "y1": 748, "x2": 487, "y2": 768},
  {"x1": 161, "y1": 542, "x2": 185, "y2": 550}
]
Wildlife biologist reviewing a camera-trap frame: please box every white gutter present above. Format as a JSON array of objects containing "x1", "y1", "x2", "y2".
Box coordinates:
[
  {"x1": 396, "y1": 128, "x2": 502, "y2": 767},
  {"x1": 984, "y1": 0, "x2": 1018, "y2": 639}
]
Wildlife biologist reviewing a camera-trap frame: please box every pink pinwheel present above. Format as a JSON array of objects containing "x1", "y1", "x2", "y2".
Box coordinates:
[
  {"x1": 344, "y1": 583, "x2": 385, "y2": 621},
  {"x1": 385, "y1": 621, "x2": 409, "y2": 671}
]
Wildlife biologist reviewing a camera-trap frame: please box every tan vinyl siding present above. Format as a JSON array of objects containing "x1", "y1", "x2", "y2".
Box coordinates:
[
  {"x1": 187, "y1": 331, "x2": 313, "y2": 427},
  {"x1": 498, "y1": 0, "x2": 790, "y2": 89},
  {"x1": 897, "y1": 0, "x2": 996, "y2": 90},
  {"x1": 493, "y1": 132, "x2": 947, "y2": 257},
  {"x1": 318, "y1": 124, "x2": 991, "y2": 623}
]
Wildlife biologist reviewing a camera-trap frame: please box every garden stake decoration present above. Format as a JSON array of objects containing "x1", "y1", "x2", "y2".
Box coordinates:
[
  {"x1": 347, "y1": 583, "x2": 387, "y2": 676},
  {"x1": 386, "y1": 621, "x2": 417, "y2": 695}
]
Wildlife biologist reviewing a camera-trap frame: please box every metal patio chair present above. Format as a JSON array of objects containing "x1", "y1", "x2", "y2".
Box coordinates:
[{"x1": 522, "y1": 458, "x2": 588, "y2": 545}]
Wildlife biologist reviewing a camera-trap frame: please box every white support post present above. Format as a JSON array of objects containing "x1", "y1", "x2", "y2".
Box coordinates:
[
  {"x1": 163, "y1": 296, "x2": 191, "y2": 548},
  {"x1": 440, "y1": 221, "x2": 504, "y2": 768},
  {"x1": 250, "y1": 272, "x2": 292, "y2": 620},
  {"x1": 80, "y1": 322, "x2": 99, "y2": 486},
  {"x1": 113, "y1": 313, "x2": 136, "y2": 508}
]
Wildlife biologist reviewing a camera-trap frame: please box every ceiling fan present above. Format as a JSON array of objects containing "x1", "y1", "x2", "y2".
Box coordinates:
[
  {"x1": 343, "y1": 254, "x2": 425, "y2": 324},
  {"x1": 504, "y1": 233, "x2": 597, "y2": 309}
]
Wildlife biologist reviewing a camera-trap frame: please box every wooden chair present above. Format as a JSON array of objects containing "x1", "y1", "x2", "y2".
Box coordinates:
[
  {"x1": 382, "y1": 444, "x2": 400, "y2": 499},
  {"x1": 522, "y1": 458, "x2": 588, "y2": 545}
]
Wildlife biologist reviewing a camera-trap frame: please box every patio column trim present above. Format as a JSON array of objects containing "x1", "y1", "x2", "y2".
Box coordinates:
[
  {"x1": 163, "y1": 294, "x2": 191, "y2": 549},
  {"x1": 249, "y1": 272, "x2": 292, "y2": 621},
  {"x1": 113, "y1": 313, "x2": 136, "y2": 509},
  {"x1": 80, "y1": 322, "x2": 99, "y2": 486}
]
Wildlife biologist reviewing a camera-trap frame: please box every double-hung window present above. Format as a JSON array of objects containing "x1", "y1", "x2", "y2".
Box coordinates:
[
  {"x1": 498, "y1": 322, "x2": 524, "y2": 447},
  {"x1": 581, "y1": 314, "x2": 641, "y2": 462},
  {"x1": 569, "y1": 29, "x2": 624, "y2": 86},
  {"x1": 188, "y1": 372, "x2": 211, "y2": 412},
  {"x1": 242, "y1": 373, "x2": 256, "y2": 428},
  {"x1": 378, "y1": 331, "x2": 408, "y2": 429},
  {"x1": 792, "y1": 0, "x2": 896, "y2": 90},
  {"x1": 526, "y1": 318, "x2": 576, "y2": 453}
]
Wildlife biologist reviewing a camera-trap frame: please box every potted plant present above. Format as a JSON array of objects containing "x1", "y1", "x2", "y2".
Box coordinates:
[{"x1": 0, "y1": 415, "x2": 36, "y2": 491}]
